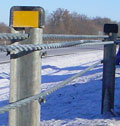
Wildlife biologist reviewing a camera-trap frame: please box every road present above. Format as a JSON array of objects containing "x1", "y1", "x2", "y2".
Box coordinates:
[
  {"x1": 45, "y1": 45, "x2": 103, "y2": 57},
  {"x1": 0, "y1": 52, "x2": 10, "y2": 63},
  {"x1": 0, "y1": 45, "x2": 103, "y2": 63}
]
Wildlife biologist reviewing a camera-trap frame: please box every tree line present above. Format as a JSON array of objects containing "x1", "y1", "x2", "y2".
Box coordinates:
[
  {"x1": 44, "y1": 8, "x2": 119, "y2": 35},
  {"x1": 0, "y1": 8, "x2": 119, "y2": 35}
]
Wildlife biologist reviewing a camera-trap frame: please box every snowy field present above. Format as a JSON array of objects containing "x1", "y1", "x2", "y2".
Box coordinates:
[{"x1": 0, "y1": 50, "x2": 120, "y2": 126}]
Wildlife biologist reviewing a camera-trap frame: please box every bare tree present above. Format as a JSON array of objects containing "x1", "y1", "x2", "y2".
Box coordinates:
[
  {"x1": 0, "y1": 23, "x2": 10, "y2": 45},
  {"x1": 44, "y1": 8, "x2": 120, "y2": 35},
  {"x1": 0, "y1": 23, "x2": 10, "y2": 33}
]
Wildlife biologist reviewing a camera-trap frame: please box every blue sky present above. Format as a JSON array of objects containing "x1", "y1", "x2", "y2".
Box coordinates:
[{"x1": 1, "y1": 0, "x2": 120, "y2": 25}]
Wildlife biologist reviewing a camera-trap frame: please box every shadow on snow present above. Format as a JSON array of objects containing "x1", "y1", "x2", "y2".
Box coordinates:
[
  {"x1": 42, "y1": 64, "x2": 102, "y2": 83},
  {"x1": 41, "y1": 63, "x2": 108, "y2": 121},
  {"x1": 0, "y1": 100, "x2": 8, "y2": 125}
]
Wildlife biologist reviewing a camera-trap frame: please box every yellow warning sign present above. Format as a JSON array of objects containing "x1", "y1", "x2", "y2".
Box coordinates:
[{"x1": 13, "y1": 11, "x2": 39, "y2": 28}]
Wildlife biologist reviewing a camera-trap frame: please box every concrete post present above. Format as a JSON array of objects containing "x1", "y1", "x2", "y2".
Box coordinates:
[
  {"x1": 9, "y1": 28, "x2": 42, "y2": 126},
  {"x1": 101, "y1": 33, "x2": 117, "y2": 114}
]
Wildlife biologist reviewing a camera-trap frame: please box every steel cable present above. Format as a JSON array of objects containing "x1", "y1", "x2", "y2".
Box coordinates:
[
  {"x1": 0, "y1": 33, "x2": 108, "y2": 40},
  {"x1": 0, "y1": 40, "x2": 114, "y2": 54}
]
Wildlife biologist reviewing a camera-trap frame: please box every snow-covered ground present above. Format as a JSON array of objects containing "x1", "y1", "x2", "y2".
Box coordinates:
[{"x1": 0, "y1": 50, "x2": 120, "y2": 126}]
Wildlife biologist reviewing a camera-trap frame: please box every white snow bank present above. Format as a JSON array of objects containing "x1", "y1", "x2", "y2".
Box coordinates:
[{"x1": 0, "y1": 50, "x2": 120, "y2": 126}]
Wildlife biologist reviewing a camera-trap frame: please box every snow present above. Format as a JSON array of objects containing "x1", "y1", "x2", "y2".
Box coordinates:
[{"x1": 0, "y1": 50, "x2": 120, "y2": 126}]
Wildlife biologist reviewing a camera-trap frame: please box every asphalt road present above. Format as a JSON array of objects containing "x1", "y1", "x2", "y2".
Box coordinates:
[
  {"x1": 0, "y1": 45, "x2": 103, "y2": 63},
  {"x1": 0, "y1": 52, "x2": 10, "y2": 62},
  {"x1": 45, "y1": 45, "x2": 103, "y2": 57}
]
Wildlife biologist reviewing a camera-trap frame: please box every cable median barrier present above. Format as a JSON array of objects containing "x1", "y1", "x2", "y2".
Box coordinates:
[
  {"x1": 43, "y1": 34, "x2": 108, "y2": 40},
  {"x1": 0, "y1": 33, "x2": 108, "y2": 40},
  {"x1": 2, "y1": 8, "x2": 117, "y2": 126},
  {"x1": 0, "y1": 33, "x2": 28, "y2": 40},
  {"x1": 0, "y1": 40, "x2": 86, "y2": 53},
  {"x1": 0, "y1": 60, "x2": 101, "y2": 114},
  {"x1": 0, "y1": 40, "x2": 114, "y2": 54},
  {"x1": 77, "y1": 41, "x2": 114, "y2": 46}
]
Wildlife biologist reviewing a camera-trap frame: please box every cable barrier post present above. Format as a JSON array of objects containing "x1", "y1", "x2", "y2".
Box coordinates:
[
  {"x1": 9, "y1": 6, "x2": 45, "y2": 126},
  {"x1": 101, "y1": 24, "x2": 118, "y2": 114}
]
